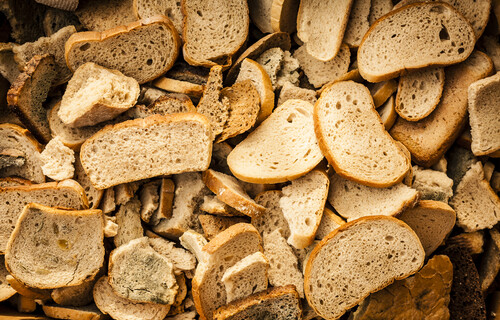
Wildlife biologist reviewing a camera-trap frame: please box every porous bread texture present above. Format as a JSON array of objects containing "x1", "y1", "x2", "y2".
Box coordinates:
[
  {"x1": 304, "y1": 216, "x2": 425, "y2": 319},
  {"x1": 148, "y1": 237, "x2": 196, "y2": 272},
  {"x1": 80, "y1": 114, "x2": 212, "y2": 190},
  {"x1": 314, "y1": 81, "x2": 410, "y2": 187},
  {"x1": 5, "y1": 203, "x2": 104, "y2": 289},
  {"x1": 256, "y1": 47, "x2": 284, "y2": 89},
  {"x1": 297, "y1": 0, "x2": 354, "y2": 61},
  {"x1": 42, "y1": 304, "x2": 106, "y2": 320},
  {"x1": 358, "y1": 2, "x2": 475, "y2": 82},
  {"x1": 0, "y1": 256, "x2": 16, "y2": 302},
  {"x1": 199, "y1": 214, "x2": 248, "y2": 240},
  {"x1": 75, "y1": 0, "x2": 137, "y2": 32},
  {"x1": 179, "y1": 230, "x2": 209, "y2": 263},
  {"x1": 315, "y1": 207, "x2": 345, "y2": 240},
  {"x1": 278, "y1": 81, "x2": 317, "y2": 106},
  {"x1": 275, "y1": 51, "x2": 300, "y2": 90},
  {"x1": 74, "y1": 155, "x2": 103, "y2": 209},
  {"x1": 65, "y1": 16, "x2": 180, "y2": 84},
  {"x1": 114, "y1": 198, "x2": 143, "y2": 247},
  {"x1": 396, "y1": 67, "x2": 445, "y2": 121},
  {"x1": 130, "y1": 94, "x2": 196, "y2": 119},
  {"x1": 58, "y1": 63, "x2": 140, "y2": 128},
  {"x1": 182, "y1": 0, "x2": 249, "y2": 67},
  {"x1": 248, "y1": 0, "x2": 273, "y2": 33},
  {"x1": 227, "y1": 99, "x2": 323, "y2": 184},
  {"x1": 252, "y1": 190, "x2": 291, "y2": 238},
  {"x1": 343, "y1": 0, "x2": 371, "y2": 47},
  {"x1": 467, "y1": 72, "x2": 500, "y2": 156},
  {"x1": 134, "y1": 0, "x2": 183, "y2": 36},
  {"x1": 412, "y1": 166, "x2": 453, "y2": 203},
  {"x1": 51, "y1": 276, "x2": 98, "y2": 307},
  {"x1": 40, "y1": 136, "x2": 75, "y2": 181},
  {"x1": 368, "y1": 0, "x2": 393, "y2": 24},
  {"x1": 94, "y1": 276, "x2": 170, "y2": 320}
]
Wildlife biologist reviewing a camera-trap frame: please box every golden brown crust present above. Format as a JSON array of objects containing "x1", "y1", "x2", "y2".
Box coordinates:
[
  {"x1": 371, "y1": 79, "x2": 398, "y2": 108},
  {"x1": 241, "y1": 59, "x2": 275, "y2": 124},
  {"x1": 152, "y1": 77, "x2": 204, "y2": 98},
  {"x1": 0, "y1": 123, "x2": 43, "y2": 154},
  {"x1": 6, "y1": 275, "x2": 51, "y2": 300}
]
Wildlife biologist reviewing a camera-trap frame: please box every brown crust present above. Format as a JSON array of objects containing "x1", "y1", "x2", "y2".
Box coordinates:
[
  {"x1": 0, "y1": 123, "x2": 43, "y2": 154},
  {"x1": 152, "y1": 77, "x2": 204, "y2": 98},
  {"x1": 6, "y1": 275, "x2": 51, "y2": 300},
  {"x1": 270, "y1": 0, "x2": 300, "y2": 33},
  {"x1": 240, "y1": 59, "x2": 275, "y2": 124},
  {"x1": 148, "y1": 94, "x2": 196, "y2": 112},
  {"x1": 0, "y1": 177, "x2": 33, "y2": 186},
  {"x1": 64, "y1": 15, "x2": 181, "y2": 84},
  {"x1": 42, "y1": 304, "x2": 107, "y2": 320},
  {"x1": 371, "y1": 79, "x2": 398, "y2": 108}
]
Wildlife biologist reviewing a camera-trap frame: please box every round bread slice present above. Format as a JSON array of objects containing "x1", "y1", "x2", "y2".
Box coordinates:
[
  {"x1": 304, "y1": 216, "x2": 425, "y2": 319},
  {"x1": 227, "y1": 99, "x2": 323, "y2": 184}
]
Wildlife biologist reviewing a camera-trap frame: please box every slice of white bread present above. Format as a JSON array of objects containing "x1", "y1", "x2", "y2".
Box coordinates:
[
  {"x1": 328, "y1": 173, "x2": 418, "y2": 221},
  {"x1": 80, "y1": 113, "x2": 212, "y2": 190},
  {"x1": 369, "y1": 79, "x2": 398, "y2": 108},
  {"x1": 377, "y1": 95, "x2": 397, "y2": 131},
  {"x1": 252, "y1": 190, "x2": 291, "y2": 238},
  {"x1": 74, "y1": 155, "x2": 103, "y2": 209},
  {"x1": 133, "y1": 0, "x2": 183, "y2": 36},
  {"x1": 221, "y1": 251, "x2": 269, "y2": 303},
  {"x1": 153, "y1": 77, "x2": 204, "y2": 98},
  {"x1": 278, "y1": 81, "x2": 317, "y2": 106},
  {"x1": 412, "y1": 166, "x2": 453, "y2": 203},
  {"x1": 40, "y1": 137, "x2": 75, "y2": 181},
  {"x1": 5, "y1": 203, "x2": 104, "y2": 289},
  {"x1": 390, "y1": 51, "x2": 494, "y2": 167},
  {"x1": 343, "y1": 0, "x2": 371, "y2": 48},
  {"x1": 94, "y1": 276, "x2": 171, "y2": 320},
  {"x1": 304, "y1": 216, "x2": 425, "y2": 319},
  {"x1": 396, "y1": 67, "x2": 445, "y2": 121},
  {"x1": 280, "y1": 170, "x2": 329, "y2": 249},
  {"x1": 271, "y1": 0, "x2": 300, "y2": 33},
  {"x1": 58, "y1": 63, "x2": 140, "y2": 128},
  {"x1": 192, "y1": 223, "x2": 262, "y2": 320},
  {"x1": 114, "y1": 198, "x2": 143, "y2": 247},
  {"x1": 358, "y1": 3, "x2": 475, "y2": 82},
  {"x1": 130, "y1": 94, "x2": 196, "y2": 119},
  {"x1": 148, "y1": 237, "x2": 196, "y2": 273},
  {"x1": 315, "y1": 81, "x2": 410, "y2": 187},
  {"x1": 182, "y1": 0, "x2": 249, "y2": 67},
  {"x1": 368, "y1": 0, "x2": 393, "y2": 24},
  {"x1": 65, "y1": 15, "x2": 180, "y2": 84},
  {"x1": 296, "y1": 0, "x2": 354, "y2": 61},
  {"x1": 75, "y1": 0, "x2": 137, "y2": 32},
  {"x1": 467, "y1": 72, "x2": 500, "y2": 156},
  {"x1": 227, "y1": 99, "x2": 323, "y2": 184},
  {"x1": 315, "y1": 207, "x2": 346, "y2": 240},
  {"x1": 0, "y1": 256, "x2": 16, "y2": 302},
  {"x1": 42, "y1": 304, "x2": 107, "y2": 320}
]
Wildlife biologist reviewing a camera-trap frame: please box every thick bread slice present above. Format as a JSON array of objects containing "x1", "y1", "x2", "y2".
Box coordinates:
[
  {"x1": 213, "y1": 285, "x2": 302, "y2": 320},
  {"x1": 252, "y1": 190, "x2": 290, "y2": 238},
  {"x1": 369, "y1": 79, "x2": 398, "y2": 108},
  {"x1": 192, "y1": 223, "x2": 262, "y2": 320},
  {"x1": 130, "y1": 94, "x2": 196, "y2": 119},
  {"x1": 343, "y1": 0, "x2": 371, "y2": 48},
  {"x1": 278, "y1": 81, "x2": 317, "y2": 106},
  {"x1": 296, "y1": 0, "x2": 354, "y2": 61},
  {"x1": 304, "y1": 216, "x2": 425, "y2": 319},
  {"x1": 377, "y1": 95, "x2": 397, "y2": 130},
  {"x1": 315, "y1": 81, "x2": 410, "y2": 187},
  {"x1": 248, "y1": 0, "x2": 274, "y2": 33},
  {"x1": 114, "y1": 198, "x2": 143, "y2": 247},
  {"x1": 75, "y1": 0, "x2": 136, "y2": 32},
  {"x1": 153, "y1": 77, "x2": 204, "y2": 98},
  {"x1": 42, "y1": 304, "x2": 107, "y2": 320},
  {"x1": 5, "y1": 203, "x2": 104, "y2": 289},
  {"x1": 390, "y1": 51, "x2": 493, "y2": 167},
  {"x1": 227, "y1": 99, "x2": 323, "y2": 184},
  {"x1": 80, "y1": 113, "x2": 212, "y2": 190},
  {"x1": 412, "y1": 166, "x2": 453, "y2": 203},
  {"x1": 133, "y1": 0, "x2": 183, "y2": 36},
  {"x1": 358, "y1": 3, "x2": 475, "y2": 82},
  {"x1": 40, "y1": 137, "x2": 75, "y2": 181},
  {"x1": 199, "y1": 215, "x2": 248, "y2": 240},
  {"x1": 398, "y1": 200, "x2": 456, "y2": 256},
  {"x1": 271, "y1": 0, "x2": 300, "y2": 33},
  {"x1": 74, "y1": 155, "x2": 103, "y2": 209},
  {"x1": 0, "y1": 123, "x2": 44, "y2": 183},
  {"x1": 7, "y1": 54, "x2": 56, "y2": 144},
  {"x1": 182, "y1": 0, "x2": 249, "y2": 67},
  {"x1": 368, "y1": 0, "x2": 393, "y2": 24},
  {"x1": 94, "y1": 276, "x2": 170, "y2": 320},
  {"x1": 179, "y1": 230, "x2": 209, "y2": 263},
  {"x1": 0, "y1": 256, "x2": 16, "y2": 302},
  {"x1": 315, "y1": 207, "x2": 345, "y2": 240},
  {"x1": 65, "y1": 15, "x2": 180, "y2": 84},
  {"x1": 280, "y1": 170, "x2": 329, "y2": 249}
]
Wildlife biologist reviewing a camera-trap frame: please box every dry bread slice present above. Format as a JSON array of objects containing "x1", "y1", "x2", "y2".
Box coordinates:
[
  {"x1": 200, "y1": 195, "x2": 242, "y2": 217},
  {"x1": 368, "y1": 0, "x2": 393, "y2": 24},
  {"x1": 114, "y1": 198, "x2": 143, "y2": 247},
  {"x1": 278, "y1": 81, "x2": 317, "y2": 106},
  {"x1": 358, "y1": 3, "x2": 475, "y2": 82},
  {"x1": 75, "y1": 0, "x2": 136, "y2": 32},
  {"x1": 296, "y1": 0, "x2": 354, "y2": 61},
  {"x1": 179, "y1": 230, "x2": 209, "y2": 263},
  {"x1": 252, "y1": 190, "x2": 290, "y2": 238},
  {"x1": 40, "y1": 137, "x2": 75, "y2": 181},
  {"x1": 42, "y1": 8, "x2": 81, "y2": 36},
  {"x1": 343, "y1": 0, "x2": 371, "y2": 48},
  {"x1": 133, "y1": 0, "x2": 183, "y2": 36},
  {"x1": 80, "y1": 114, "x2": 212, "y2": 190},
  {"x1": 130, "y1": 94, "x2": 196, "y2": 119},
  {"x1": 315, "y1": 207, "x2": 345, "y2": 240},
  {"x1": 153, "y1": 77, "x2": 204, "y2": 98},
  {"x1": 271, "y1": 0, "x2": 300, "y2": 33},
  {"x1": 0, "y1": 256, "x2": 16, "y2": 302},
  {"x1": 5, "y1": 203, "x2": 104, "y2": 289},
  {"x1": 227, "y1": 99, "x2": 323, "y2": 184},
  {"x1": 255, "y1": 47, "x2": 284, "y2": 89},
  {"x1": 74, "y1": 155, "x2": 103, "y2": 209},
  {"x1": 369, "y1": 79, "x2": 398, "y2": 108},
  {"x1": 42, "y1": 304, "x2": 107, "y2": 320},
  {"x1": 65, "y1": 15, "x2": 180, "y2": 84},
  {"x1": 412, "y1": 166, "x2": 453, "y2": 203},
  {"x1": 248, "y1": 0, "x2": 274, "y2": 33},
  {"x1": 377, "y1": 95, "x2": 397, "y2": 130},
  {"x1": 315, "y1": 81, "x2": 410, "y2": 187},
  {"x1": 304, "y1": 216, "x2": 425, "y2": 319},
  {"x1": 0, "y1": 149, "x2": 26, "y2": 170},
  {"x1": 199, "y1": 215, "x2": 248, "y2": 240},
  {"x1": 148, "y1": 237, "x2": 196, "y2": 272}
]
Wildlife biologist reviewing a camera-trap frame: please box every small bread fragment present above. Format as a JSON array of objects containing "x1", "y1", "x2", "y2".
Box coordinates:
[
  {"x1": 199, "y1": 215, "x2": 248, "y2": 240},
  {"x1": 75, "y1": 0, "x2": 136, "y2": 32},
  {"x1": 412, "y1": 166, "x2": 453, "y2": 203},
  {"x1": 315, "y1": 207, "x2": 345, "y2": 240},
  {"x1": 114, "y1": 198, "x2": 143, "y2": 247},
  {"x1": 200, "y1": 195, "x2": 241, "y2": 217},
  {"x1": 278, "y1": 81, "x2": 317, "y2": 106},
  {"x1": 40, "y1": 137, "x2": 75, "y2": 181},
  {"x1": 343, "y1": 0, "x2": 371, "y2": 48},
  {"x1": 43, "y1": 304, "x2": 107, "y2": 320},
  {"x1": 130, "y1": 94, "x2": 196, "y2": 119},
  {"x1": 140, "y1": 180, "x2": 160, "y2": 223},
  {"x1": 73, "y1": 155, "x2": 102, "y2": 209},
  {"x1": 252, "y1": 190, "x2": 290, "y2": 238},
  {"x1": 179, "y1": 230, "x2": 209, "y2": 263}
]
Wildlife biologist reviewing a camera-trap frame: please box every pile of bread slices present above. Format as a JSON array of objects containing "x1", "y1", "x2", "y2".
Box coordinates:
[{"x1": 0, "y1": 0, "x2": 499, "y2": 319}]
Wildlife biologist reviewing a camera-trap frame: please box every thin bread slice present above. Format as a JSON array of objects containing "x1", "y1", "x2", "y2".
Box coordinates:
[
  {"x1": 315, "y1": 207, "x2": 345, "y2": 240},
  {"x1": 153, "y1": 77, "x2": 204, "y2": 98},
  {"x1": 0, "y1": 256, "x2": 16, "y2": 302},
  {"x1": 343, "y1": 0, "x2": 371, "y2": 48},
  {"x1": 200, "y1": 195, "x2": 242, "y2": 217},
  {"x1": 5, "y1": 203, "x2": 104, "y2": 289},
  {"x1": 80, "y1": 113, "x2": 212, "y2": 190},
  {"x1": 278, "y1": 81, "x2": 317, "y2": 106},
  {"x1": 75, "y1": 0, "x2": 137, "y2": 32},
  {"x1": 130, "y1": 94, "x2": 196, "y2": 119},
  {"x1": 314, "y1": 81, "x2": 410, "y2": 187},
  {"x1": 42, "y1": 304, "x2": 106, "y2": 320},
  {"x1": 377, "y1": 95, "x2": 397, "y2": 130},
  {"x1": 6, "y1": 274, "x2": 51, "y2": 300},
  {"x1": 255, "y1": 47, "x2": 284, "y2": 90},
  {"x1": 227, "y1": 99, "x2": 323, "y2": 184},
  {"x1": 65, "y1": 15, "x2": 180, "y2": 84},
  {"x1": 479, "y1": 229, "x2": 500, "y2": 292},
  {"x1": 368, "y1": 79, "x2": 398, "y2": 108},
  {"x1": 358, "y1": 2, "x2": 475, "y2": 82},
  {"x1": 248, "y1": 0, "x2": 274, "y2": 33},
  {"x1": 304, "y1": 216, "x2": 425, "y2": 319},
  {"x1": 368, "y1": 0, "x2": 393, "y2": 24},
  {"x1": 133, "y1": 0, "x2": 183, "y2": 36},
  {"x1": 40, "y1": 137, "x2": 75, "y2": 181},
  {"x1": 271, "y1": 0, "x2": 300, "y2": 33},
  {"x1": 0, "y1": 177, "x2": 32, "y2": 188},
  {"x1": 114, "y1": 198, "x2": 143, "y2": 247},
  {"x1": 199, "y1": 215, "x2": 248, "y2": 240},
  {"x1": 74, "y1": 155, "x2": 103, "y2": 209},
  {"x1": 252, "y1": 190, "x2": 290, "y2": 238}
]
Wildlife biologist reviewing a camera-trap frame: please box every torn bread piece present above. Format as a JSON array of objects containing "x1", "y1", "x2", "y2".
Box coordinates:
[
  {"x1": 148, "y1": 237, "x2": 196, "y2": 273},
  {"x1": 140, "y1": 180, "x2": 160, "y2": 223},
  {"x1": 75, "y1": 0, "x2": 136, "y2": 32},
  {"x1": 199, "y1": 215, "x2": 249, "y2": 240},
  {"x1": 252, "y1": 190, "x2": 290, "y2": 238},
  {"x1": 40, "y1": 137, "x2": 75, "y2": 181},
  {"x1": 179, "y1": 230, "x2": 209, "y2": 263},
  {"x1": 114, "y1": 197, "x2": 143, "y2": 247},
  {"x1": 278, "y1": 81, "x2": 317, "y2": 106},
  {"x1": 200, "y1": 195, "x2": 241, "y2": 217},
  {"x1": 412, "y1": 166, "x2": 453, "y2": 203}
]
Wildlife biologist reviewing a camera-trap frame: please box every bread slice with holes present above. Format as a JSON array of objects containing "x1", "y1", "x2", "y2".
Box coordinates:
[
  {"x1": 252, "y1": 190, "x2": 290, "y2": 238},
  {"x1": 343, "y1": 0, "x2": 371, "y2": 47},
  {"x1": 75, "y1": 0, "x2": 137, "y2": 32},
  {"x1": 369, "y1": 0, "x2": 393, "y2": 24},
  {"x1": 133, "y1": 0, "x2": 183, "y2": 36},
  {"x1": 199, "y1": 215, "x2": 248, "y2": 240},
  {"x1": 358, "y1": 2, "x2": 475, "y2": 82}
]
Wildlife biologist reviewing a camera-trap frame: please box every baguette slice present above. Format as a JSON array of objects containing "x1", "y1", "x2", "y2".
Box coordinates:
[
  {"x1": 80, "y1": 113, "x2": 212, "y2": 190},
  {"x1": 65, "y1": 15, "x2": 180, "y2": 84},
  {"x1": 314, "y1": 81, "x2": 410, "y2": 187},
  {"x1": 358, "y1": 3, "x2": 475, "y2": 82},
  {"x1": 304, "y1": 216, "x2": 425, "y2": 319},
  {"x1": 42, "y1": 304, "x2": 107, "y2": 320}
]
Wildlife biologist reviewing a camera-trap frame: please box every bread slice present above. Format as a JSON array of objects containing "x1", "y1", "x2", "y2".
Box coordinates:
[
  {"x1": 390, "y1": 51, "x2": 493, "y2": 167},
  {"x1": 227, "y1": 99, "x2": 323, "y2": 184},
  {"x1": 51, "y1": 273, "x2": 100, "y2": 307},
  {"x1": 315, "y1": 207, "x2": 345, "y2": 240},
  {"x1": 0, "y1": 43, "x2": 21, "y2": 84},
  {"x1": 480, "y1": 35, "x2": 500, "y2": 72},
  {"x1": 343, "y1": 0, "x2": 371, "y2": 48},
  {"x1": 0, "y1": 148, "x2": 25, "y2": 170},
  {"x1": 358, "y1": 3, "x2": 475, "y2": 82},
  {"x1": 5, "y1": 274, "x2": 51, "y2": 300},
  {"x1": 199, "y1": 215, "x2": 248, "y2": 240},
  {"x1": 275, "y1": 51, "x2": 300, "y2": 90},
  {"x1": 412, "y1": 166, "x2": 453, "y2": 203},
  {"x1": 131, "y1": 94, "x2": 196, "y2": 119},
  {"x1": 65, "y1": 15, "x2": 180, "y2": 84},
  {"x1": 271, "y1": 0, "x2": 300, "y2": 33},
  {"x1": 467, "y1": 72, "x2": 500, "y2": 156},
  {"x1": 447, "y1": 231, "x2": 484, "y2": 255},
  {"x1": 293, "y1": 43, "x2": 350, "y2": 88},
  {"x1": 377, "y1": 95, "x2": 397, "y2": 130},
  {"x1": 200, "y1": 195, "x2": 242, "y2": 217},
  {"x1": 7, "y1": 54, "x2": 56, "y2": 144},
  {"x1": 42, "y1": 7, "x2": 81, "y2": 36},
  {"x1": 40, "y1": 137, "x2": 75, "y2": 181},
  {"x1": 114, "y1": 198, "x2": 143, "y2": 247},
  {"x1": 446, "y1": 145, "x2": 479, "y2": 191},
  {"x1": 74, "y1": 155, "x2": 103, "y2": 209},
  {"x1": 75, "y1": 0, "x2": 136, "y2": 32},
  {"x1": 153, "y1": 77, "x2": 204, "y2": 98},
  {"x1": 304, "y1": 216, "x2": 425, "y2": 319},
  {"x1": 479, "y1": 229, "x2": 500, "y2": 292},
  {"x1": 0, "y1": 177, "x2": 31, "y2": 188},
  {"x1": 315, "y1": 81, "x2": 410, "y2": 187},
  {"x1": 297, "y1": 0, "x2": 354, "y2": 61},
  {"x1": 80, "y1": 114, "x2": 212, "y2": 190},
  {"x1": 0, "y1": 123, "x2": 44, "y2": 183},
  {"x1": 165, "y1": 311, "x2": 197, "y2": 320},
  {"x1": 368, "y1": 79, "x2": 398, "y2": 108},
  {"x1": 252, "y1": 190, "x2": 290, "y2": 238},
  {"x1": 248, "y1": 0, "x2": 274, "y2": 33},
  {"x1": 94, "y1": 276, "x2": 171, "y2": 320},
  {"x1": 0, "y1": 0, "x2": 46, "y2": 44},
  {"x1": 179, "y1": 230, "x2": 209, "y2": 263},
  {"x1": 182, "y1": 0, "x2": 248, "y2": 67},
  {"x1": 278, "y1": 81, "x2": 317, "y2": 106},
  {"x1": 368, "y1": 0, "x2": 393, "y2": 24},
  {"x1": 42, "y1": 304, "x2": 107, "y2": 320},
  {"x1": 139, "y1": 180, "x2": 160, "y2": 223},
  {"x1": 0, "y1": 256, "x2": 16, "y2": 302},
  {"x1": 5, "y1": 203, "x2": 103, "y2": 289},
  {"x1": 148, "y1": 237, "x2": 197, "y2": 272},
  {"x1": 255, "y1": 47, "x2": 284, "y2": 90},
  {"x1": 133, "y1": 0, "x2": 183, "y2": 36},
  {"x1": 213, "y1": 285, "x2": 302, "y2": 320}
]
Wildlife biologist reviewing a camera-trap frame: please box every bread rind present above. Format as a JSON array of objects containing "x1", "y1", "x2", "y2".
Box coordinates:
[
  {"x1": 42, "y1": 304, "x2": 107, "y2": 320},
  {"x1": 270, "y1": 0, "x2": 300, "y2": 34}
]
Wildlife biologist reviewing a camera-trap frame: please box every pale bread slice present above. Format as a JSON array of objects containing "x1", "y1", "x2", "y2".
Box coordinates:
[
  {"x1": 0, "y1": 256, "x2": 16, "y2": 302},
  {"x1": 314, "y1": 81, "x2": 410, "y2": 187},
  {"x1": 42, "y1": 304, "x2": 107, "y2": 320},
  {"x1": 114, "y1": 198, "x2": 143, "y2": 247},
  {"x1": 199, "y1": 215, "x2": 248, "y2": 240},
  {"x1": 270, "y1": 0, "x2": 300, "y2": 33},
  {"x1": 304, "y1": 216, "x2": 425, "y2": 319},
  {"x1": 343, "y1": 0, "x2": 371, "y2": 48},
  {"x1": 358, "y1": 3, "x2": 475, "y2": 82},
  {"x1": 75, "y1": 0, "x2": 137, "y2": 32},
  {"x1": 179, "y1": 230, "x2": 209, "y2": 263},
  {"x1": 227, "y1": 99, "x2": 323, "y2": 184},
  {"x1": 369, "y1": 79, "x2": 398, "y2": 108},
  {"x1": 315, "y1": 207, "x2": 345, "y2": 240},
  {"x1": 252, "y1": 190, "x2": 290, "y2": 238},
  {"x1": 152, "y1": 77, "x2": 204, "y2": 98},
  {"x1": 317, "y1": 68, "x2": 363, "y2": 95},
  {"x1": 255, "y1": 47, "x2": 284, "y2": 90},
  {"x1": 368, "y1": 0, "x2": 393, "y2": 24},
  {"x1": 39, "y1": 137, "x2": 74, "y2": 182},
  {"x1": 278, "y1": 81, "x2": 317, "y2": 106},
  {"x1": 412, "y1": 166, "x2": 453, "y2": 203},
  {"x1": 148, "y1": 237, "x2": 196, "y2": 273},
  {"x1": 377, "y1": 95, "x2": 397, "y2": 130},
  {"x1": 133, "y1": 0, "x2": 183, "y2": 36}
]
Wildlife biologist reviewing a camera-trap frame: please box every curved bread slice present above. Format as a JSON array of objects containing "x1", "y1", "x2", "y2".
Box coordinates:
[
  {"x1": 80, "y1": 113, "x2": 212, "y2": 190},
  {"x1": 270, "y1": 0, "x2": 300, "y2": 33},
  {"x1": 369, "y1": 0, "x2": 393, "y2": 24},
  {"x1": 304, "y1": 216, "x2": 425, "y2": 319},
  {"x1": 358, "y1": 3, "x2": 475, "y2": 82},
  {"x1": 315, "y1": 207, "x2": 345, "y2": 240},
  {"x1": 65, "y1": 15, "x2": 180, "y2": 84},
  {"x1": 228, "y1": 99, "x2": 323, "y2": 184},
  {"x1": 131, "y1": 94, "x2": 196, "y2": 118},
  {"x1": 378, "y1": 95, "x2": 397, "y2": 130},
  {"x1": 5, "y1": 203, "x2": 104, "y2": 289},
  {"x1": 314, "y1": 81, "x2": 410, "y2": 187},
  {"x1": 248, "y1": 0, "x2": 274, "y2": 33},
  {"x1": 43, "y1": 304, "x2": 107, "y2": 320}
]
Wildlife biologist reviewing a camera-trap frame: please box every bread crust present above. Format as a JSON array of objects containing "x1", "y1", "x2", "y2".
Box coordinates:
[
  {"x1": 153, "y1": 77, "x2": 204, "y2": 98},
  {"x1": 0, "y1": 123, "x2": 43, "y2": 154},
  {"x1": 270, "y1": 0, "x2": 300, "y2": 33}
]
